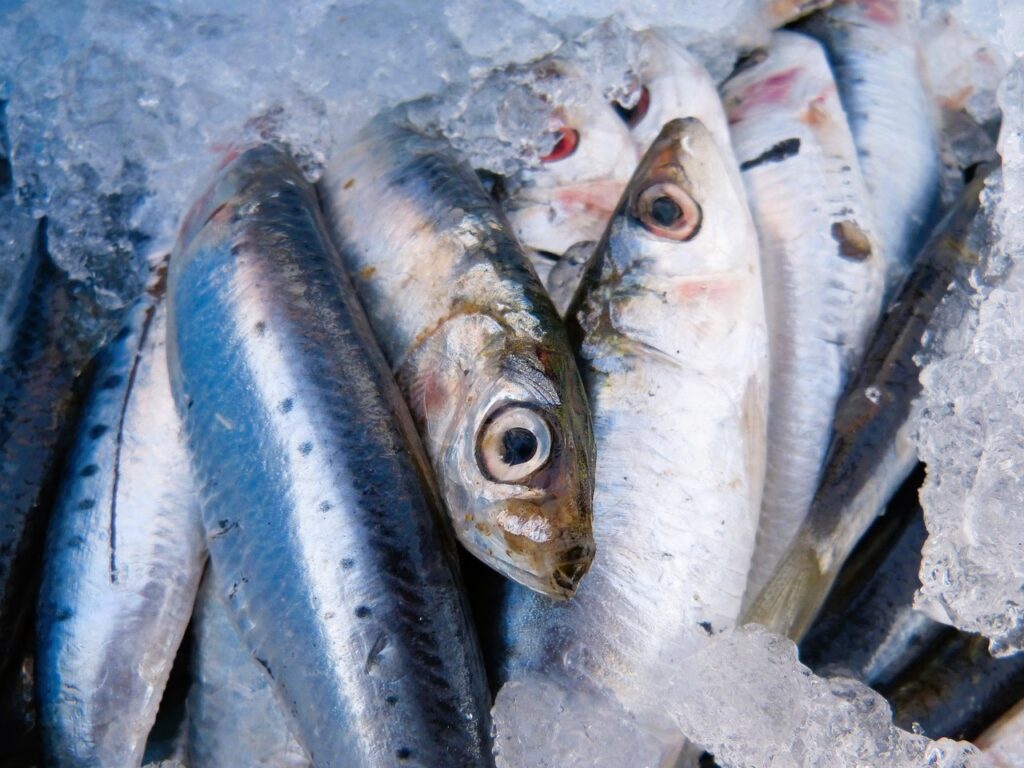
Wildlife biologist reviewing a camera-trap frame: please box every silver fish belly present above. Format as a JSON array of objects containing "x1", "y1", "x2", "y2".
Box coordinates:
[
  {"x1": 321, "y1": 118, "x2": 596, "y2": 599},
  {"x1": 499, "y1": 118, "x2": 768, "y2": 735},
  {"x1": 168, "y1": 145, "x2": 493, "y2": 768},
  {"x1": 802, "y1": 0, "x2": 941, "y2": 293},
  {"x1": 188, "y1": 569, "x2": 310, "y2": 768},
  {"x1": 723, "y1": 30, "x2": 886, "y2": 606},
  {"x1": 36, "y1": 281, "x2": 205, "y2": 768}
]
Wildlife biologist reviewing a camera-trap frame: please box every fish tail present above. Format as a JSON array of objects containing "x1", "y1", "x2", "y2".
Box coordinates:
[{"x1": 742, "y1": 536, "x2": 832, "y2": 642}]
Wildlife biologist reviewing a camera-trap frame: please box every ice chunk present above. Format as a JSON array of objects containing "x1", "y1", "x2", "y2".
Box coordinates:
[
  {"x1": 493, "y1": 626, "x2": 984, "y2": 768},
  {"x1": 913, "y1": 59, "x2": 1024, "y2": 655}
]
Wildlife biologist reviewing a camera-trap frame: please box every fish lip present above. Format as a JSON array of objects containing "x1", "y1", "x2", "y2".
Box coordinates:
[{"x1": 461, "y1": 541, "x2": 594, "y2": 600}]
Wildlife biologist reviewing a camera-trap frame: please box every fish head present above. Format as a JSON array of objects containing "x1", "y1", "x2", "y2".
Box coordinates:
[
  {"x1": 420, "y1": 315, "x2": 595, "y2": 600},
  {"x1": 506, "y1": 62, "x2": 639, "y2": 257},
  {"x1": 602, "y1": 117, "x2": 755, "y2": 282}
]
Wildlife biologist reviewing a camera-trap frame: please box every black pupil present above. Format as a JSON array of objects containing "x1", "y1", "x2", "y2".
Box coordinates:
[
  {"x1": 501, "y1": 427, "x2": 538, "y2": 466},
  {"x1": 650, "y1": 196, "x2": 682, "y2": 227}
]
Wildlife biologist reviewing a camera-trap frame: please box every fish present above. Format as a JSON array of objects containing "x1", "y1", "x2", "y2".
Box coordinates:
[
  {"x1": 168, "y1": 145, "x2": 494, "y2": 767},
  {"x1": 321, "y1": 117, "x2": 596, "y2": 599},
  {"x1": 799, "y1": 489, "x2": 951, "y2": 689},
  {"x1": 975, "y1": 698, "x2": 1024, "y2": 768},
  {"x1": 882, "y1": 631, "x2": 1024, "y2": 741},
  {"x1": 36, "y1": 268, "x2": 206, "y2": 767},
  {"x1": 496, "y1": 118, "x2": 768, "y2": 752},
  {"x1": 722, "y1": 30, "x2": 887, "y2": 607},
  {"x1": 0, "y1": 216, "x2": 91, "y2": 682},
  {"x1": 501, "y1": 60, "x2": 639, "y2": 262},
  {"x1": 761, "y1": 0, "x2": 833, "y2": 28},
  {"x1": 800, "y1": 0, "x2": 942, "y2": 294},
  {"x1": 188, "y1": 569, "x2": 311, "y2": 768},
  {"x1": 743, "y1": 165, "x2": 990, "y2": 641}
]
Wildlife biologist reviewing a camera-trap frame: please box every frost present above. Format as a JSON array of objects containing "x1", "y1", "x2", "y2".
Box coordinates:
[
  {"x1": 912, "y1": 58, "x2": 1024, "y2": 655},
  {"x1": 493, "y1": 626, "x2": 984, "y2": 768}
]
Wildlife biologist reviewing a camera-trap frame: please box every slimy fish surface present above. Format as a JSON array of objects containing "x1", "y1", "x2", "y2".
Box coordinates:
[
  {"x1": 801, "y1": 0, "x2": 941, "y2": 293},
  {"x1": 497, "y1": 118, "x2": 768, "y2": 748},
  {"x1": 0, "y1": 218, "x2": 89, "y2": 681},
  {"x1": 723, "y1": 31, "x2": 886, "y2": 607},
  {"x1": 37, "y1": 276, "x2": 205, "y2": 767},
  {"x1": 188, "y1": 570, "x2": 311, "y2": 768},
  {"x1": 169, "y1": 145, "x2": 494, "y2": 767},
  {"x1": 744, "y1": 167, "x2": 989, "y2": 642},
  {"x1": 322, "y1": 118, "x2": 596, "y2": 599}
]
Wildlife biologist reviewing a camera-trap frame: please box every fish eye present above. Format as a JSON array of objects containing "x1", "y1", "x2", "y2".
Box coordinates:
[
  {"x1": 613, "y1": 85, "x2": 651, "y2": 128},
  {"x1": 540, "y1": 129, "x2": 579, "y2": 163},
  {"x1": 633, "y1": 181, "x2": 702, "y2": 241},
  {"x1": 477, "y1": 405, "x2": 553, "y2": 484}
]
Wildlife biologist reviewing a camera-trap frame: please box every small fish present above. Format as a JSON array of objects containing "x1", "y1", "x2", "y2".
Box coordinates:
[
  {"x1": 882, "y1": 631, "x2": 1024, "y2": 741},
  {"x1": 497, "y1": 118, "x2": 768, "y2": 751},
  {"x1": 743, "y1": 166, "x2": 990, "y2": 641},
  {"x1": 0, "y1": 216, "x2": 90, "y2": 681},
  {"x1": 36, "y1": 271, "x2": 206, "y2": 767},
  {"x1": 168, "y1": 145, "x2": 494, "y2": 767},
  {"x1": 188, "y1": 570, "x2": 311, "y2": 768},
  {"x1": 723, "y1": 31, "x2": 887, "y2": 607},
  {"x1": 761, "y1": 0, "x2": 834, "y2": 27},
  {"x1": 322, "y1": 117, "x2": 596, "y2": 598},
  {"x1": 800, "y1": 0, "x2": 942, "y2": 293},
  {"x1": 502, "y1": 60, "x2": 639, "y2": 262},
  {"x1": 799, "y1": 494, "x2": 950, "y2": 689}
]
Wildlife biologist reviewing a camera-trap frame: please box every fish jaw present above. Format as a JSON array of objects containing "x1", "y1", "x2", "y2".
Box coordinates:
[{"x1": 406, "y1": 312, "x2": 596, "y2": 599}]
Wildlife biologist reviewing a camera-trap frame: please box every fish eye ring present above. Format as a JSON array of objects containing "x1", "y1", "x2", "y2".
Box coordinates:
[
  {"x1": 633, "y1": 181, "x2": 702, "y2": 241},
  {"x1": 477, "y1": 405, "x2": 554, "y2": 484}
]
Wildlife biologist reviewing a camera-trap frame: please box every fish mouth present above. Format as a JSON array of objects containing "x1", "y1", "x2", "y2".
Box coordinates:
[
  {"x1": 465, "y1": 539, "x2": 595, "y2": 600},
  {"x1": 551, "y1": 554, "x2": 593, "y2": 596}
]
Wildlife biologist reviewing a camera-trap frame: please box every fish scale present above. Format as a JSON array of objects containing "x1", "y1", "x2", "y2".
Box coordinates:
[
  {"x1": 496, "y1": 118, "x2": 767, "y2": 758},
  {"x1": 168, "y1": 145, "x2": 493, "y2": 768},
  {"x1": 723, "y1": 30, "x2": 886, "y2": 608}
]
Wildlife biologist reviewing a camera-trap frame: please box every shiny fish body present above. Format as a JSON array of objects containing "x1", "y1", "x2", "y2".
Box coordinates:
[
  {"x1": 723, "y1": 31, "x2": 886, "y2": 606},
  {"x1": 498, "y1": 119, "x2": 768, "y2": 732},
  {"x1": 168, "y1": 145, "x2": 493, "y2": 768},
  {"x1": 801, "y1": 0, "x2": 941, "y2": 293},
  {"x1": 0, "y1": 219, "x2": 88, "y2": 680},
  {"x1": 503, "y1": 61, "x2": 638, "y2": 261},
  {"x1": 800, "y1": 500, "x2": 949, "y2": 688},
  {"x1": 37, "y1": 281, "x2": 205, "y2": 767},
  {"x1": 744, "y1": 167, "x2": 989, "y2": 641},
  {"x1": 188, "y1": 570, "x2": 310, "y2": 768},
  {"x1": 322, "y1": 119, "x2": 595, "y2": 598}
]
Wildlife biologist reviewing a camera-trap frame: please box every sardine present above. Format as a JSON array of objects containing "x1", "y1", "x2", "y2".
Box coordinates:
[
  {"x1": 722, "y1": 31, "x2": 887, "y2": 606},
  {"x1": 744, "y1": 166, "x2": 990, "y2": 641},
  {"x1": 502, "y1": 61, "x2": 639, "y2": 261},
  {"x1": 761, "y1": 0, "x2": 833, "y2": 28},
  {"x1": 801, "y1": 0, "x2": 942, "y2": 292},
  {"x1": 882, "y1": 631, "x2": 1024, "y2": 741},
  {"x1": 322, "y1": 118, "x2": 596, "y2": 598},
  {"x1": 36, "y1": 271, "x2": 205, "y2": 767},
  {"x1": 188, "y1": 569, "x2": 310, "y2": 768},
  {"x1": 168, "y1": 145, "x2": 494, "y2": 767},
  {"x1": 0, "y1": 217, "x2": 90, "y2": 680},
  {"x1": 497, "y1": 118, "x2": 768, "y2": 747},
  {"x1": 799, "y1": 491, "x2": 951, "y2": 688}
]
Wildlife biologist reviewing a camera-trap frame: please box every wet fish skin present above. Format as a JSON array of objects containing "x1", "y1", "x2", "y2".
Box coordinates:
[
  {"x1": 188, "y1": 570, "x2": 310, "y2": 768},
  {"x1": 498, "y1": 119, "x2": 768, "y2": 738},
  {"x1": 322, "y1": 118, "x2": 596, "y2": 599},
  {"x1": 801, "y1": 0, "x2": 942, "y2": 293},
  {"x1": 744, "y1": 167, "x2": 990, "y2": 641},
  {"x1": 0, "y1": 218, "x2": 91, "y2": 681},
  {"x1": 169, "y1": 145, "x2": 494, "y2": 768},
  {"x1": 36, "y1": 276, "x2": 205, "y2": 768},
  {"x1": 799, "y1": 488, "x2": 950, "y2": 689},
  {"x1": 723, "y1": 31, "x2": 887, "y2": 607}
]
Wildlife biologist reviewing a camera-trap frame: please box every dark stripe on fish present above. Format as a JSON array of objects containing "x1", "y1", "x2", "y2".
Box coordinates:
[{"x1": 739, "y1": 138, "x2": 801, "y2": 171}]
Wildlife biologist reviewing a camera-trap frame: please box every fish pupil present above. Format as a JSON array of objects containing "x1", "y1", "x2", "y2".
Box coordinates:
[
  {"x1": 650, "y1": 196, "x2": 681, "y2": 227},
  {"x1": 501, "y1": 428, "x2": 538, "y2": 466}
]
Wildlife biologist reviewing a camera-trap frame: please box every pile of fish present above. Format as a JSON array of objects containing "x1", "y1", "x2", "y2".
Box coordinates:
[{"x1": 1, "y1": 0, "x2": 1021, "y2": 766}]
